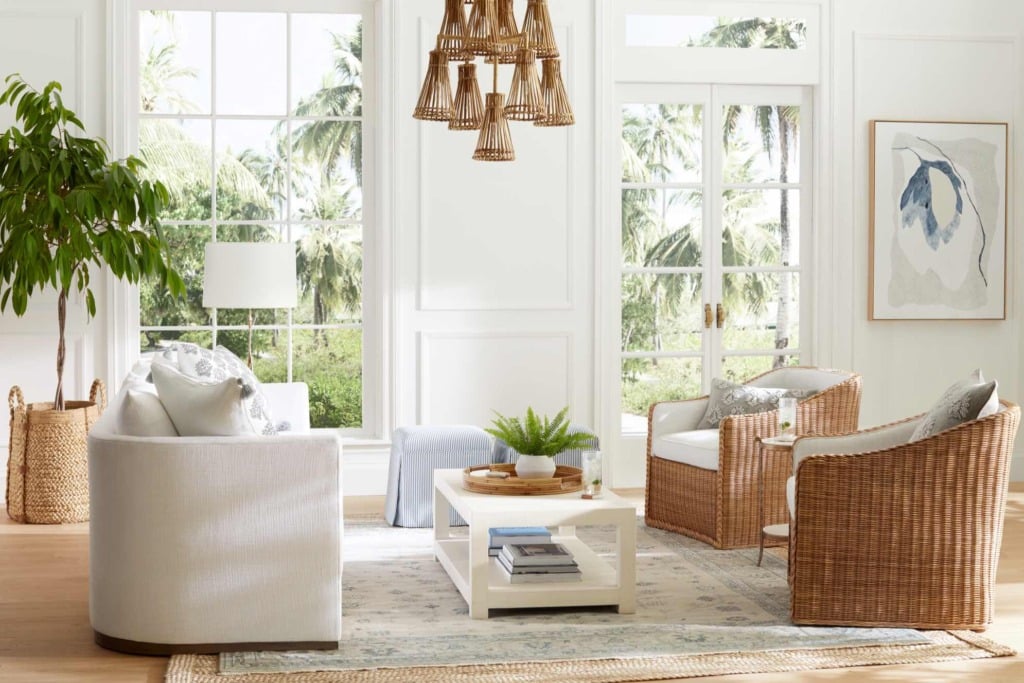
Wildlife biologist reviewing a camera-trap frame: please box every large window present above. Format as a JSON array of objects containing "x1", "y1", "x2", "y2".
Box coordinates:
[
  {"x1": 619, "y1": 84, "x2": 810, "y2": 432},
  {"x1": 133, "y1": 1, "x2": 373, "y2": 432}
]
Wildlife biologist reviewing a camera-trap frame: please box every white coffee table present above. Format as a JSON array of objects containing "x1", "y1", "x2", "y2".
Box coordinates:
[{"x1": 433, "y1": 469, "x2": 638, "y2": 619}]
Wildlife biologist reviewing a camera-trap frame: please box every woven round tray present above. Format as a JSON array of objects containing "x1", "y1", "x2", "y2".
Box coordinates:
[{"x1": 462, "y1": 463, "x2": 584, "y2": 496}]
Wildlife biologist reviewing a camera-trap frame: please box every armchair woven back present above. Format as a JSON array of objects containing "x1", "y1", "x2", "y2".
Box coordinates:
[{"x1": 790, "y1": 400, "x2": 1020, "y2": 630}]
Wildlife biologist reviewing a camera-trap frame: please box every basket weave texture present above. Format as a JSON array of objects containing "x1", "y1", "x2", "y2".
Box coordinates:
[
  {"x1": 645, "y1": 367, "x2": 862, "y2": 549},
  {"x1": 789, "y1": 400, "x2": 1020, "y2": 631},
  {"x1": 6, "y1": 380, "x2": 106, "y2": 524}
]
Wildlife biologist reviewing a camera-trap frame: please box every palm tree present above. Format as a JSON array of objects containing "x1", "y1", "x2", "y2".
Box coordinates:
[
  {"x1": 702, "y1": 18, "x2": 805, "y2": 367},
  {"x1": 292, "y1": 27, "x2": 364, "y2": 186}
]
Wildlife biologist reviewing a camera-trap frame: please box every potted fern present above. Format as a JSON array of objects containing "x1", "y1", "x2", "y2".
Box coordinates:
[
  {"x1": 0, "y1": 75, "x2": 183, "y2": 523},
  {"x1": 485, "y1": 406, "x2": 593, "y2": 479}
]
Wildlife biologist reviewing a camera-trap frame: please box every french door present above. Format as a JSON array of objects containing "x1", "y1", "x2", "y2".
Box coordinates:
[{"x1": 618, "y1": 84, "x2": 812, "y2": 432}]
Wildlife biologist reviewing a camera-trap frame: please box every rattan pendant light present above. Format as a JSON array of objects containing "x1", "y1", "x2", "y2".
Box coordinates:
[
  {"x1": 413, "y1": 47, "x2": 454, "y2": 121},
  {"x1": 505, "y1": 47, "x2": 545, "y2": 121},
  {"x1": 450, "y1": 61, "x2": 485, "y2": 130},
  {"x1": 415, "y1": 0, "x2": 574, "y2": 161},
  {"x1": 534, "y1": 57, "x2": 573, "y2": 126}
]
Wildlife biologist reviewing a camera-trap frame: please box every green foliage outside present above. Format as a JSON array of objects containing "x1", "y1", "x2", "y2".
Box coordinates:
[{"x1": 485, "y1": 407, "x2": 595, "y2": 457}]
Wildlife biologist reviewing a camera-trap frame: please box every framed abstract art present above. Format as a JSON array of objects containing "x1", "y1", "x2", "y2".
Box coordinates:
[{"x1": 869, "y1": 120, "x2": 1008, "y2": 320}]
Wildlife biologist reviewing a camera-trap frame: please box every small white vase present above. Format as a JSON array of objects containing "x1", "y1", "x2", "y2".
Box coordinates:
[{"x1": 515, "y1": 454, "x2": 557, "y2": 479}]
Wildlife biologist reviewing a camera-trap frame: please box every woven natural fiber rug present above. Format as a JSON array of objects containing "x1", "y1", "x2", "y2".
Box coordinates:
[{"x1": 166, "y1": 516, "x2": 1014, "y2": 682}]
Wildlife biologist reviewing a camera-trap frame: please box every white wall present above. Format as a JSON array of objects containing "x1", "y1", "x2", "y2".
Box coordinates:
[
  {"x1": 827, "y1": 0, "x2": 1024, "y2": 477},
  {"x1": 0, "y1": 0, "x2": 108, "y2": 492},
  {"x1": 391, "y1": 1, "x2": 598, "y2": 436}
]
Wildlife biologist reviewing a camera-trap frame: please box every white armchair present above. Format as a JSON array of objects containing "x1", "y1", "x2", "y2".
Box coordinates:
[{"x1": 88, "y1": 382, "x2": 343, "y2": 654}]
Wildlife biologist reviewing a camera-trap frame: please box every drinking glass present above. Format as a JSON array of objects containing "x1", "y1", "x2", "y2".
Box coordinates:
[
  {"x1": 777, "y1": 397, "x2": 797, "y2": 440},
  {"x1": 581, "y1": 449, "x2": 602, "y2": 497}
]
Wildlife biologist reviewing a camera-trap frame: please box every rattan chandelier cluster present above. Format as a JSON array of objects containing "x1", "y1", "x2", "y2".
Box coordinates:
[{"x1": 413, "y1": 0, "x2": 574, "y2": 162}]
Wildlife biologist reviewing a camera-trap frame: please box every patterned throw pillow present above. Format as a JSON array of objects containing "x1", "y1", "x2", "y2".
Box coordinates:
[
  {"x1": 166, "y1": 342, "x2": 278, "y2": 436},
  {"x1": 909, "y1": 369, "x2": 999, "y2": 442},
  {"x1": 697, "y1": 378, "x2": 817, "y2": 430}
]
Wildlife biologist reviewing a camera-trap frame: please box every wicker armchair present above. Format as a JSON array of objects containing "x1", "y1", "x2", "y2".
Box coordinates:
[
  {"x1": 787, "y1": 400, "x2": 1019, "y2": 631},
  {"x1": 645, "y1": 367, "x2": 861, "y2": 549}
]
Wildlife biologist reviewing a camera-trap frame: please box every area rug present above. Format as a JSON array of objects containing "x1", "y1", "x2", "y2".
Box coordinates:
[{"x1": 166, "y1": 515, "x2": 1014, "y2": 682}]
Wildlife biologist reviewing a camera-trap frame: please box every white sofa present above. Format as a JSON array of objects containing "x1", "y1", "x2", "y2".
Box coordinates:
[{"x1": 88, "y1": 382, "x2": 343, "y2": 654}]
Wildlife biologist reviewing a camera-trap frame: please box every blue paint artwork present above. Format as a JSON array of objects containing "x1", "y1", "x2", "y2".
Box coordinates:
[{"x1": 899, "y1": 159, "x2": 964, "y2": 251}]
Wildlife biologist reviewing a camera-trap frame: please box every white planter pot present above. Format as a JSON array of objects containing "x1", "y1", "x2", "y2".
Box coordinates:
[{"x1": 515, "y1": 454, "x2": 557, "y2": 479}]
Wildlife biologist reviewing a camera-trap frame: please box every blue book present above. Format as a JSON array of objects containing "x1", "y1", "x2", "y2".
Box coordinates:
[{"x1": 488, "y1": 527, "x2": 549, "y2": 537}]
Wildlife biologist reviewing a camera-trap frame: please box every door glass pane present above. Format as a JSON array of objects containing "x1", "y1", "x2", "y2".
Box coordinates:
[
  {"x1": 622, "y1": 189, "x2": 702, "y2": 268},
  {"x1": 140, "y1": 330, "x2": 212, "y2": 355},
  {"x1": 721, "y1": 355, "x2": 798, "y2": 383},
  {"x1": 722, "y1": 189, "x2": 799, "y2": 266},
  {"x1": 720, "y1": 272, "x2": 799, "y2": 351},
  {"x1": 621, "y1": 358, "x2": 703, "y2": 431},
  {"x1": 722, "y1": 104, "x2": 800, "y2": 183},
  {"x1": 291, "y1": 121, "x2": 363, "y2": 221},
  {"x1": 622, "y1": 274, "x2": 703, "y2": 353},
  {"x1": 621, "y1": 104, "x2": 702, "y2": 183},
  {"x1": 215, "y1": 119, "x2": 288, "y2": 221}
]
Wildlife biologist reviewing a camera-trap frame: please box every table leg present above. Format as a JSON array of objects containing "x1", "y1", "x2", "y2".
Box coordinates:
[
  {"x1": 469, "y1": 516, "x2": 490, "y2": 619},
  {"x1": 616, "y1": 512, "x2": 637, "y2": 614},
  {"x1": 757, "y1": 441, "x2": 765, "y2": 567},
  {"x1": 433, "y1": 483, "x2": 450, "y2": 561}
]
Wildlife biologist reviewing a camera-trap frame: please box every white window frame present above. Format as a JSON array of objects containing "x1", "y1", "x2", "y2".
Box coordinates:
[{"x1": 110, "y1": 0, "x2": 382, "y2": 439}]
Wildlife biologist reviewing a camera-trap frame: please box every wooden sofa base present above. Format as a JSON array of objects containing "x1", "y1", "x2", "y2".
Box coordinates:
[{"x1": 94, "y1": 630, "x2": 339, "y2": 656}]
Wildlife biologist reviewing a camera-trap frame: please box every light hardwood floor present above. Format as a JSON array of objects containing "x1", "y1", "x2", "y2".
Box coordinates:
[{"x1": 2, "y1": 487, "x2": 1023, "y2": 683}]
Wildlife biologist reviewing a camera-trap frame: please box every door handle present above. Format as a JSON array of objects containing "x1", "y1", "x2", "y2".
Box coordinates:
[
  {"x1": 704, "y1": 304, "x2": 713, "y2": 329},
  {"x1": 716, "y1": 304, "x2": 725, "y2": 329}
]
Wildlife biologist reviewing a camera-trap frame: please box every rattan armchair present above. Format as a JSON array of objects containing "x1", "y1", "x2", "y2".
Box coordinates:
[
  {"x1": 645, "y1": 367, "x2": 861, "y2": 550},
  {"x1": 788, "y1": 400, "x2": 1020, "y2": 631}
]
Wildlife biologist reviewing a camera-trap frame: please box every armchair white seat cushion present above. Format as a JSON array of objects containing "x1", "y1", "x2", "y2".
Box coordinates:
[
  {"x1": 88, "y1": 378, "x2": 343, "y2": 654},
  {"x1": 651, "y1": 429, "x2": 719, "y2": 471}
]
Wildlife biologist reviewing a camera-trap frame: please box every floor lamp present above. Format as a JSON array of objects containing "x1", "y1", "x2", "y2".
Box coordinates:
[{"x1": 203, "y1": 242, "x2": 298, "y2": 369}]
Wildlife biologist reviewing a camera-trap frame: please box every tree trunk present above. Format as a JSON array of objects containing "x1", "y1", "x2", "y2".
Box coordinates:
[
  {"x1": 774, "y1": 108, "x2": 791, "y2": 369},
  {"x1": 54, "y1": 289, "x2": 67, "y2": 410}
]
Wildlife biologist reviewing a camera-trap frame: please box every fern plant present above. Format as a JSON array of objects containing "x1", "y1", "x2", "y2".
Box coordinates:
[{"x1": 485, "y1": 406, "x2": 593, "y2": 457}]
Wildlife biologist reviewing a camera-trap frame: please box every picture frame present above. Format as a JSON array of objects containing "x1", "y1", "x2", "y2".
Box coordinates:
[{"x1": 869, "y1": 120, "x2": 1008, "y2": 320}]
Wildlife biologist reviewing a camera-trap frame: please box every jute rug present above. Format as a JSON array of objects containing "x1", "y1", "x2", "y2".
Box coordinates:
[{"x1": 166, "y1": 515, "x2": 1014, "y2": 682}]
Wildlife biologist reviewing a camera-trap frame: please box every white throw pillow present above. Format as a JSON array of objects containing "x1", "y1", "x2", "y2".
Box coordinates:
[
  {"x1": 168, "y1": 342, "x2": 277, "y2": 436},
  {"x1": 151, "y1": 362, "x2": 253, "y2": 437},
  {"x1": 117, "y1": 389, "x2": 179, "y2": 437},
  {"x1": 909, "y1": 369, "x2": 999, "y2": 442}
]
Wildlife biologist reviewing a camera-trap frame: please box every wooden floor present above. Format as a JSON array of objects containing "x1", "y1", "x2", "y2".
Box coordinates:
[{"x1": 2, "y1": 488, "x2": 1023, "y2": 683}]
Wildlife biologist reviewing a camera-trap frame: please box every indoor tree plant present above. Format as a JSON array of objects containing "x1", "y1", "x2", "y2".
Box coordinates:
[
  {"x1": 0, "y1": 74, "x2": 183, "y2": 523},
  {"x1": 485, "y1": 406, "x2": 593, "y2": 479}
]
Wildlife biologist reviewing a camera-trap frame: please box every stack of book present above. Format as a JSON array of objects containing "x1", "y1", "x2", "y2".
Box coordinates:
[
  {"x1": 487, "y1": 526, "x2": 551, "y2": 557},
  {"x1": 496, "y1": 542, "x2": 581, "y2": 583}
]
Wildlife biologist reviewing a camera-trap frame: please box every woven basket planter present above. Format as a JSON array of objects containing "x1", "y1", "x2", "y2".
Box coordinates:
[{"x1": 6, "y1": 380, "x2": 106, "y2": 524}]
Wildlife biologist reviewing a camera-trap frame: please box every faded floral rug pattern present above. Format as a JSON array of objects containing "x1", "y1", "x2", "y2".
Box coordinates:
[{"x1": 219, "y1": 516, "x2": 932, "y2": 675}]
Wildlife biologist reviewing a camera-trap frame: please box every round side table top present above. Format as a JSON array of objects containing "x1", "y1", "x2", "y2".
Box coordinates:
[
  {"x1": 760, "y1": 436, "x2": 796, "y2": 449},
  {"x1": 763, "y1": 523, "x2": 790, "y2": 538}
]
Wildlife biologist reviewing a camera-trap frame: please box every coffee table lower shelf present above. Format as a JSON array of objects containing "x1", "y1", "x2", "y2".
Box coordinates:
[{"x1": 435, "y1": 535, "x2": 622, "y2": 612}]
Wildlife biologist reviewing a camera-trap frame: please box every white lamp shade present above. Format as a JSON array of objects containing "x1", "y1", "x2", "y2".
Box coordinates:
[{"x1": 203, "y1": 242, "x2": 298, "y2": 309}]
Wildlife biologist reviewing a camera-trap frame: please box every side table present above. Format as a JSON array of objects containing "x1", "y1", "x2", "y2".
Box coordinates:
[{"x1": 756, "y1": 436, "x2": 794, "y2": 567}]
